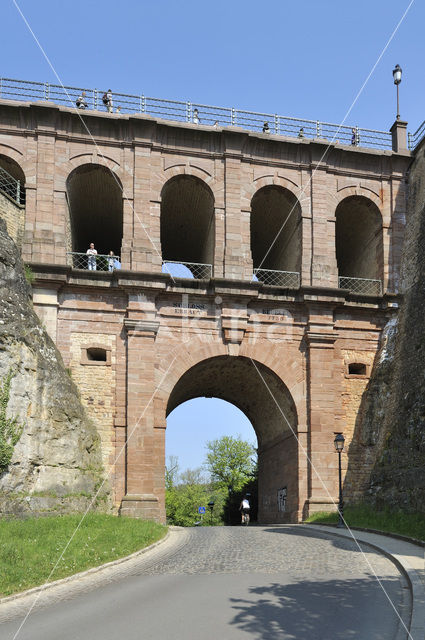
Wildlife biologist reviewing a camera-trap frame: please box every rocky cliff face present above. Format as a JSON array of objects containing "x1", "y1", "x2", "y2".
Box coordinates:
[
  {"x1": 352, "y1": 148, "x2": 425, "y2": 513},
  {"x1": 0, "y1": 219, "x2": 109, "y2": 516}
]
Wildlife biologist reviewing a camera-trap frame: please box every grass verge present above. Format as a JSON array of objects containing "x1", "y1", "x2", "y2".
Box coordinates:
[
  {"x1": 0, "y1": 514, "x2": 167, "y2": 597},
  {"x1": 306, "y1": 503, "x2": 425, "y2": 542}
]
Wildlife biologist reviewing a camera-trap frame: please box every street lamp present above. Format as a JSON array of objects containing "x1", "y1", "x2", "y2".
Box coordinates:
[
  {"x1": 333, "y1": 433, "x2": 345, "y2": 528},
  {"x1": 208, "y1": 500, "x2": 215, "y2": 525},
  {"x1": 392, "y1": 64, "x2": 402, "y2": 121}
]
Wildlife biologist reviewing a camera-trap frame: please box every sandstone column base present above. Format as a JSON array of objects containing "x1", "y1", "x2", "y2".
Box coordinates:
[
  {"x1": 306, "y1": 497, "x2": 338, "y2": 516},
  {"x1": 119, "y1": 494, "x2": 160, "y2": 521}
]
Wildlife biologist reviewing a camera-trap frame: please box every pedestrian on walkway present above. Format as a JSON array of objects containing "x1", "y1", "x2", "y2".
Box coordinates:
[
  {"x1": 87, "y1": 242, "x2": 97, "y2": 270},
  {"x1": 103, "y1": 90, "x2": 113, "y2": 113},
  {"x1": 262, "y1": 122, "x2": 270, "y2": 133},
  {"x1": 193, "y1": 108, "x2": 200, "y2": 124},
  {"x1": 76, "y1": 91, "x2": 88, "y2": 109},
  {"x1": 108, "y1": 250, "x2": 115, "y2": 272}
]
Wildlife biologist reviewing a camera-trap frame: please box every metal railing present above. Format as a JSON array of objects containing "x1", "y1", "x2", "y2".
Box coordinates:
[
  {"x1": 0, "y1": 165, "x2": 24, "y2": 205},
  {"x1": 408, "y1": 120, "x2": 425, "y2": 150},
  {"x1": 339, "y1": 276, "x2": 382, "y2": 296},
  {"x1": 253, "y1": 268, "x2": 300, "y2": 288},
  {"x1": 67, "y1": 252, "x2": 121, "y2": 271},
  {"x1": 0, "y1": 77, "x2": 394, "y2": 150},
  {"x1": 162, "y1": 260, "x2": 212, "y2": 279}
]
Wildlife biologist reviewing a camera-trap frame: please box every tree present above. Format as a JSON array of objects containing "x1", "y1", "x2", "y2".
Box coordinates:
[
  {"x1": 179, "y1": 467, "x2": 207, "y2": 486},
  {"x1": 165, "y1": 455, "x2": 179, "y2": 490},
  {"x1": 205, "y1": 435, "x2": 256, "y2": 493}
]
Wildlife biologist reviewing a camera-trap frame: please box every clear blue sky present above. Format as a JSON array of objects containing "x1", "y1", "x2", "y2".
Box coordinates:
[
  {"x1": 2, "y1": 0, "x2": 423, "y2": 471},
  {"x1": 2, "y1": 0, "x2": 424, "y2": 131}
]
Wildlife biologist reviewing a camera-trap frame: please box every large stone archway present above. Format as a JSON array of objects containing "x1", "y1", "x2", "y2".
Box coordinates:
[{"x1": 166, "y1": 355, "x2": 298, "y2": 523}]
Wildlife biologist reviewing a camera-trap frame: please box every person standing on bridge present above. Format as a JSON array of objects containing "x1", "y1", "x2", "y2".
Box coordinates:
[
  {"x1": 87, "y1": 242, "x2": 97, "y2": 270},
  {"x1": 76, "y1": 91, "x2": 88, "y2": 109},
  {"x1": 102, "y1": 90, "x2": 113, "y2": 113}
]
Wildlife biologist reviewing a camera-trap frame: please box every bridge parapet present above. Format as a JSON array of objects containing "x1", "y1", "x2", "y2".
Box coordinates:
[{"x1": 0, "y1": 76, "x2": 400, "y2": 150}]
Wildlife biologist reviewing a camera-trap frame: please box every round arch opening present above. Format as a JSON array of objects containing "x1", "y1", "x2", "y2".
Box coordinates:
[
  {"x1": 251, "y1": 185, "x2": 302, "y2": 280},
  {"x1": 166, "y1": 355, "x2": 299, "y2": 523},
  {"x1": 160, "y1": 175, "x2": 215, "y2": 273},
  {"x1": 0, "y1": 154, "x2": 26, "y2": 205},
  {"x1": 166, "y1": 397, "x2": 257, "y2": 522},
  {"x1": 335, "y1": 195, "x2": 383, "y2": 281},
  {"x1": 66, "y1": 164, "x2": 123, "y2": 255}
]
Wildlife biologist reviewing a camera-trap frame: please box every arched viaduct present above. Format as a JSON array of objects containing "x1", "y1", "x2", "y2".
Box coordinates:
[{"x1": 0, "y1": 97, "x2": 411, "y2": 523}]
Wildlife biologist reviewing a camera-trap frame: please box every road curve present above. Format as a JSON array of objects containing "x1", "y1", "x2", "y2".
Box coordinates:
[{"x1": 0, "y1": 525, "x2": 411, "y2": 640}]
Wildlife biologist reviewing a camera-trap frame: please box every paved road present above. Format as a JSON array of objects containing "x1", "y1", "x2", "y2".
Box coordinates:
[{"x1": 0, "y1": 526, "x2": 411, "y2": 640}]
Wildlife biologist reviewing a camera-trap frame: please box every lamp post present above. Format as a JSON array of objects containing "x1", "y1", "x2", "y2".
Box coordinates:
[
  {"x1": 333, "y1": 433, "x2": 345, "y2": 528},
  {"x1": 392, "y1": 64, "x2": 402, "y2": 121},
  {"x1": 208, "y1": 500, "x2": 215, "y2": 525}
]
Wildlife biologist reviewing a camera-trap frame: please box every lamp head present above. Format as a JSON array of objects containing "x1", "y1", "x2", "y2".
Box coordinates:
[
  {"x1": 392, "y1": 64, "x2": 402, "y2": 85},
  {"x1": 334, "y1": 433, "x2": 345, "y2": 452}
]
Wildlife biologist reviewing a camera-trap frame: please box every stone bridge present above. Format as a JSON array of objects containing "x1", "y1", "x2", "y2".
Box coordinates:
[{"x1": 0, "y1": 96, "x2": 411, "y2": 522}]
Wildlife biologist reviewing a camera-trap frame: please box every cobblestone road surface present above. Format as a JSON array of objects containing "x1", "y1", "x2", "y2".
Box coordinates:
[{"x1": 0, "y1": 526, "x2": 412, "y2": 640}]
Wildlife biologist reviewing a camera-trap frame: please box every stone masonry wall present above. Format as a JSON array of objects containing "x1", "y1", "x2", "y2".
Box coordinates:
[
  {"x1": 351, "y1": 145, "x2": 425, "y2": 513},
  {"x1": 69, "y1": 332, "x2": 116, "y2": 478},
  {"x1": 0, "y1": 191, "x2": 24, "y2": 247}
]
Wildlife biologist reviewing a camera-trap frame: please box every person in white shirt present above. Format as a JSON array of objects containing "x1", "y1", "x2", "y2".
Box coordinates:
[
  {"x1": 76, "y1": 91, "x2": 88, "y2": 109},
  {"x1": 239, "y1": 494, "x2": 251, "y2": 525},
  {"x1": 86, "y1": 242, "x2": 97, "y2": 270}
]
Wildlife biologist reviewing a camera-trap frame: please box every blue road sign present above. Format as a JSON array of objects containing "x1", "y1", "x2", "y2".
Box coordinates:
[{"x1": 198, "y1": 506, "x2": 206, "y2": 514}]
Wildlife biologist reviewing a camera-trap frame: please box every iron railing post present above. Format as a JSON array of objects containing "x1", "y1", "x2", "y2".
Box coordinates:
[
  {"x1": 186, "y1": 101, "x2": 191, "y2": 122},
  {"x1": 94, "y1": 89, "x2": 98, "y2": 110},
  {"x1": 316, "y1": 121, "x2": 321, "y2": 138},
  {"x1": 231, "y1": 108, "x2": 235, "y2": 126},
  {"x1": 274, "y1": 114, "x2": 278, "y2": 134},
  {"x1": 44, "y1": 82, "x2": 49, "y2": 101}
]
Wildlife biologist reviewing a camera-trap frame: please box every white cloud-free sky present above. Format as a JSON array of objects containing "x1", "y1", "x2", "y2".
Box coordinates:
[{"x1": 2, "y1": 0, "x2": 422, "y2": 471}]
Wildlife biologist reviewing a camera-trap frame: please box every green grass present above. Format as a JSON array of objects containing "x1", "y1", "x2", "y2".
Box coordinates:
[
  {"x1": 0, "y1": 514, "x2": 167, "y2": 597},
  {"x1": 306, "y1": 503, "x2": 425, "y2": 542}
]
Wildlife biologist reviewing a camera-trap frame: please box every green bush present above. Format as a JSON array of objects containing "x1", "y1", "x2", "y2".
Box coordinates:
[{"x1": 166, "y1": 484, "x2": 227, "y2": 526}]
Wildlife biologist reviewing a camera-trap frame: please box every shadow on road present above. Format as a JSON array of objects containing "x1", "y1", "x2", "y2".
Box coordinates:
[{"x1": 229, "y1": 574, "x2": 408, "y2": 640}]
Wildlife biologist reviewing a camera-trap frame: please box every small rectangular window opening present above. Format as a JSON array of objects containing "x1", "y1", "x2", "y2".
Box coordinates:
[
  {"x1": 348, "y1": 362, "x2": 367, "y2": 375},
  {"x1": 86, "y1": 347, "x2": 107, "y2": 362}
]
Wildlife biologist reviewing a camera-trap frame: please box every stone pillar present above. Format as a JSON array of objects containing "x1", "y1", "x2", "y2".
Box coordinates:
[
  {"x1": 390, "y1": 120, "x2": 408, "y2": 153},
  {"x1": 305, "y1": 305, "x2": 341, "y2": 515},
  {"x1": 120, "y1": 315, "x2": 161, "y2": 520},
  {"x1": 124, "y1": 120, "x2": 162, "y2": 273},
  {"x1": 310, "y1": 163, "x2": 338, "y2": 288},
  {"x1": 31, "y1": 105, "x2": 59, "y2": 264},
  {"x1": 223, "y1": 132, "x2": 253, "y2": 280}
]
